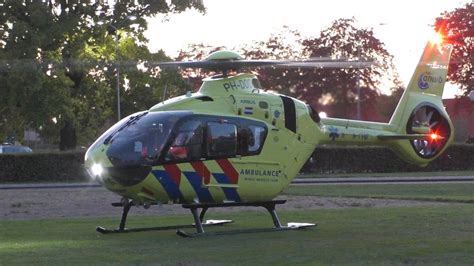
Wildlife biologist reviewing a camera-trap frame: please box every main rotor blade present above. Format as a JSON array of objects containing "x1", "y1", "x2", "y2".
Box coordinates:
[
  {"x1": 0, "y1": 58, "x2": 374, "y2": 73},
  {"x1": 150, "y1": 60, "x2": 278, "y2": 70},
  {"x1": 0, "y1": 57, "x2": 373, "y2": 73},
  {"x1": 150, "y1": 59, "x2": 374, "y2": 70},
  {"x1": 275, "y1": 61, "x2": 374, "y2": 69}
]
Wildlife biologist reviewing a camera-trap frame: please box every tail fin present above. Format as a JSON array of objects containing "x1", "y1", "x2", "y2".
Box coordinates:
[
  {"x1": 390, "y1": 41, "x2": 453, "y2": 126},
  {"x1": 387, "y1": 40, "x2": 454, "y2": 165}
]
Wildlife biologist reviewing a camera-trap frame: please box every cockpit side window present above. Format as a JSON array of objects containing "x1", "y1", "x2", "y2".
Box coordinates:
[
  {"x1": 165, "y1": 120, "x2": 204, "y2": 162},
  {"x1": 105, "y1": 111, "x2": 188, "y2": 167}
]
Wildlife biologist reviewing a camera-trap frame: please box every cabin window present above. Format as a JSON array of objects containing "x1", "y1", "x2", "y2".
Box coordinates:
[
  {"x1": 206, "y1": 122, "x2": 237, "y2": 157},
  {"x1": 158, "y1": 114, "x2": 267, "y2": 164},
  {"x1": 165, "y1": 120, "x2": 203, "y2": 162},
  {"x1": 248, "y1": 125, "x2": 266, "y2": 152}
]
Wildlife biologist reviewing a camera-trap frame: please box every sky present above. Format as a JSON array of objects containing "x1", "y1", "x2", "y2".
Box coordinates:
[{"x1": 145, "y1": 0, "x2": 470, "y2": 98}]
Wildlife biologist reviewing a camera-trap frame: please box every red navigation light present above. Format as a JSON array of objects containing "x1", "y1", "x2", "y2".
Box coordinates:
[{"x1": 429, "y1": 132, "x2": 444, "y2": 141}]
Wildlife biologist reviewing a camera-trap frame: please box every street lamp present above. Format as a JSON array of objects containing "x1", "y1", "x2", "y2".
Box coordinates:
[
  {"x1": 97, "y1": 16, "x2": 136, "y2": 121},
  {"x1": 109, "y1": 24, "x2": 121, "y2": 122},
  {"x1": 356, "y1": 80, "x2": 361, "y2": 120},
  {"x1": 356, "y1": 48, "x2": 362, "y2": 120}
]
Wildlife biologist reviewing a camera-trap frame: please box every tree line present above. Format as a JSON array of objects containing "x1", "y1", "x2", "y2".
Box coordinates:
[{"x1": 0, "y1": 1, "x2": 471, "y2": 150}]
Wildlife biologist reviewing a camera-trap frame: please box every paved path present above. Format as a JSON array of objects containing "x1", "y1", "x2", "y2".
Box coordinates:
[
  {"x1": 1, "y1": 175, "x2": 473, "y2": 190},
  {"x1": 1, "y1": 175, "x2": 471, "y2": 220},
  {"x1": 0, "y1": 186, "x2": 456, "y2": 221}
]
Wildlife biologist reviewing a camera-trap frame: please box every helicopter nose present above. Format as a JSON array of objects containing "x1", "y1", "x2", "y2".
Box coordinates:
[
  {"x1": 86, "y1": 157, "x2": 152, "y2": 187},
  {"x1": 105, "y1": 165, "x2": 152, "y2": 187}
]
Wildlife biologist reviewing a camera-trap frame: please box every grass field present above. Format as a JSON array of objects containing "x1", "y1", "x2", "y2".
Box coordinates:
[
  {"x1": 1, "y1": 182, "x2": 473, "y2": 264},
  {"x1": 285, "y1": 183, "x2": 474, "y2": 203},
  {"x1": 0, "y1": 206, "x2": 473, "y2": 264}
]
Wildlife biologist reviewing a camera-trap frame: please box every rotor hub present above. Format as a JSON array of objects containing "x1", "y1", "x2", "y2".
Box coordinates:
[{"x1": 205, "y1": 51, "x2": 244, "y2": 61}]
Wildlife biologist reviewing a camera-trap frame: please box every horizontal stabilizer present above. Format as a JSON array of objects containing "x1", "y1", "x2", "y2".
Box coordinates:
[{"x1": 377, "y1": 134, "x2": 442, "y2": 140}]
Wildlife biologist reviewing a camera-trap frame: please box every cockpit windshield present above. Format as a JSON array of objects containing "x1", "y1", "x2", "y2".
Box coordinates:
[{"x1": 105, "y1": 111, "x2": 190, "y2": 166}]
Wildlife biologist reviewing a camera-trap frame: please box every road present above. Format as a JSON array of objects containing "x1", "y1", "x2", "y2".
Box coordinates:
[{"x1": 0, "y1": 175, "x2": 473, "y2": 190}]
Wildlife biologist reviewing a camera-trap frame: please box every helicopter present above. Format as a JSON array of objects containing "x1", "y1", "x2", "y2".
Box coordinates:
[{"x1": 85, "y1": 36, "x2": 453, "y2": 237}]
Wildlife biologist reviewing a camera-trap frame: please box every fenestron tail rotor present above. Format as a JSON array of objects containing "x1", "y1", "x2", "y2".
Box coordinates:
[{"x1": 406, "y1": 104, "x2": 451, "y2": 159}]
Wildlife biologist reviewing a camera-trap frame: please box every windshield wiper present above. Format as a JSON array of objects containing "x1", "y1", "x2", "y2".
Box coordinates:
[{"x1": 103, "y1": 112, "x2": 148, "y2": 145}]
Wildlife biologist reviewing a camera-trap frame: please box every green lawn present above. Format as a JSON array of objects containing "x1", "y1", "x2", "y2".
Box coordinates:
[
  {"x1": 1, "y1": 205, "x2": 473, "y2": 265},
  {"x1": 284, "y1": 183, "x2": 474, "y2": 203}
]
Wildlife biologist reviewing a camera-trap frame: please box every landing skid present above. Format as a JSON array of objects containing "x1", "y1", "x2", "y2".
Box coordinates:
[
  {"x1": 177, "y1": 223, "x2": 315, "y2": 238},
  {"x1": 96, "y1": 199, "x2": 316, "y2": 237},
  {"x1": 96, "y1": 220, "x2": 233, "y2": 234}
]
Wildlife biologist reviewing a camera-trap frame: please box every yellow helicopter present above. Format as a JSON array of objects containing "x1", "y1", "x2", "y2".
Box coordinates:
[{"x1": 85, "y1": 37, "x2": 453, "y2": 237}]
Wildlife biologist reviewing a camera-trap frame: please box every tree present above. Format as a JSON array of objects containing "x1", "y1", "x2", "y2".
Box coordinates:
[
  {"x1": 241, "y1": 20, "x2": 400, "y2": 120},
  {"x1": 239, "y1": 26, "x2": 304, "y2": 97},
  {"x1": 0, "y1": 2, "x2": 74, "y2": 144},
  {"x1": 299, "y1": 18, "x2": 400, "y2": 119},
  {"x1": 121, "y1": 48, "x2": 192, "y2": 115},
  {"x1": 0, "y1": 0, "x2": 204, "y2": 148},
  {"x1": 175, "y1": 20, "x2": 401, "y2": 121},
  {"x1": 435, "y1": 3, "x2": 473, "y2": 95}
]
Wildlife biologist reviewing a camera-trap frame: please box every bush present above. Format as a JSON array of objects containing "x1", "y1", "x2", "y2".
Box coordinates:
[
  {"x1": 0, "y1": 151, "x2": 87, "y2": 183},
  {"x1": 301, "y1": 144, "x2": 474, "y2": 174}
]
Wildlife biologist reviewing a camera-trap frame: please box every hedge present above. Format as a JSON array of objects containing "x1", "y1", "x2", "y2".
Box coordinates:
[
  {"x1": 300, "y1": 144, "x2": 474, "y2": 174},
  {"x1": 0, "y1": 144, "x2": 473, "y2": 183},
  {"x1": 0, "y1": 151, "x2": 87, "y2": 183}
]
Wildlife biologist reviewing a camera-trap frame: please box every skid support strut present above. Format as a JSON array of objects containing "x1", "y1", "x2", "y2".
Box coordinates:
[
  {"x1": 176, "y1": 200, "x2": 315, "y2": 237},
  {"x1": 118, "y1": 199, "x2": 133, "y2": 231},
  {"x1": 96, "y1": 200, "x2": 230, "y2": 234},
  {"x1": 264, "y1": 203, "x2": 282, "y2": 228}
]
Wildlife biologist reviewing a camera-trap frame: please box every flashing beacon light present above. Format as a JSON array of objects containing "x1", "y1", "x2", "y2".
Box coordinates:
[
  {"x1": 428, "y1": 31, "x2": 447, "y2": 55},
  {"x1": 429, "y1": 32, "x2": 444, "y2": 45}
]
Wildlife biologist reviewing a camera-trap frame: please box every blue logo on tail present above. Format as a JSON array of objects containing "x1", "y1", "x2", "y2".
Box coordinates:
[
  {"x1": 418, "y1": 72, "x2": 443, "y2": 90},
  {"x1": 418, "y1": 73, "x2": 429, "y2": 90}
]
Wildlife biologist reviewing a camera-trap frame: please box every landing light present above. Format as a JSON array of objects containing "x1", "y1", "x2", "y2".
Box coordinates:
[{"x1": 91, "y1": 163, "x2": 103, "y2": 177}]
